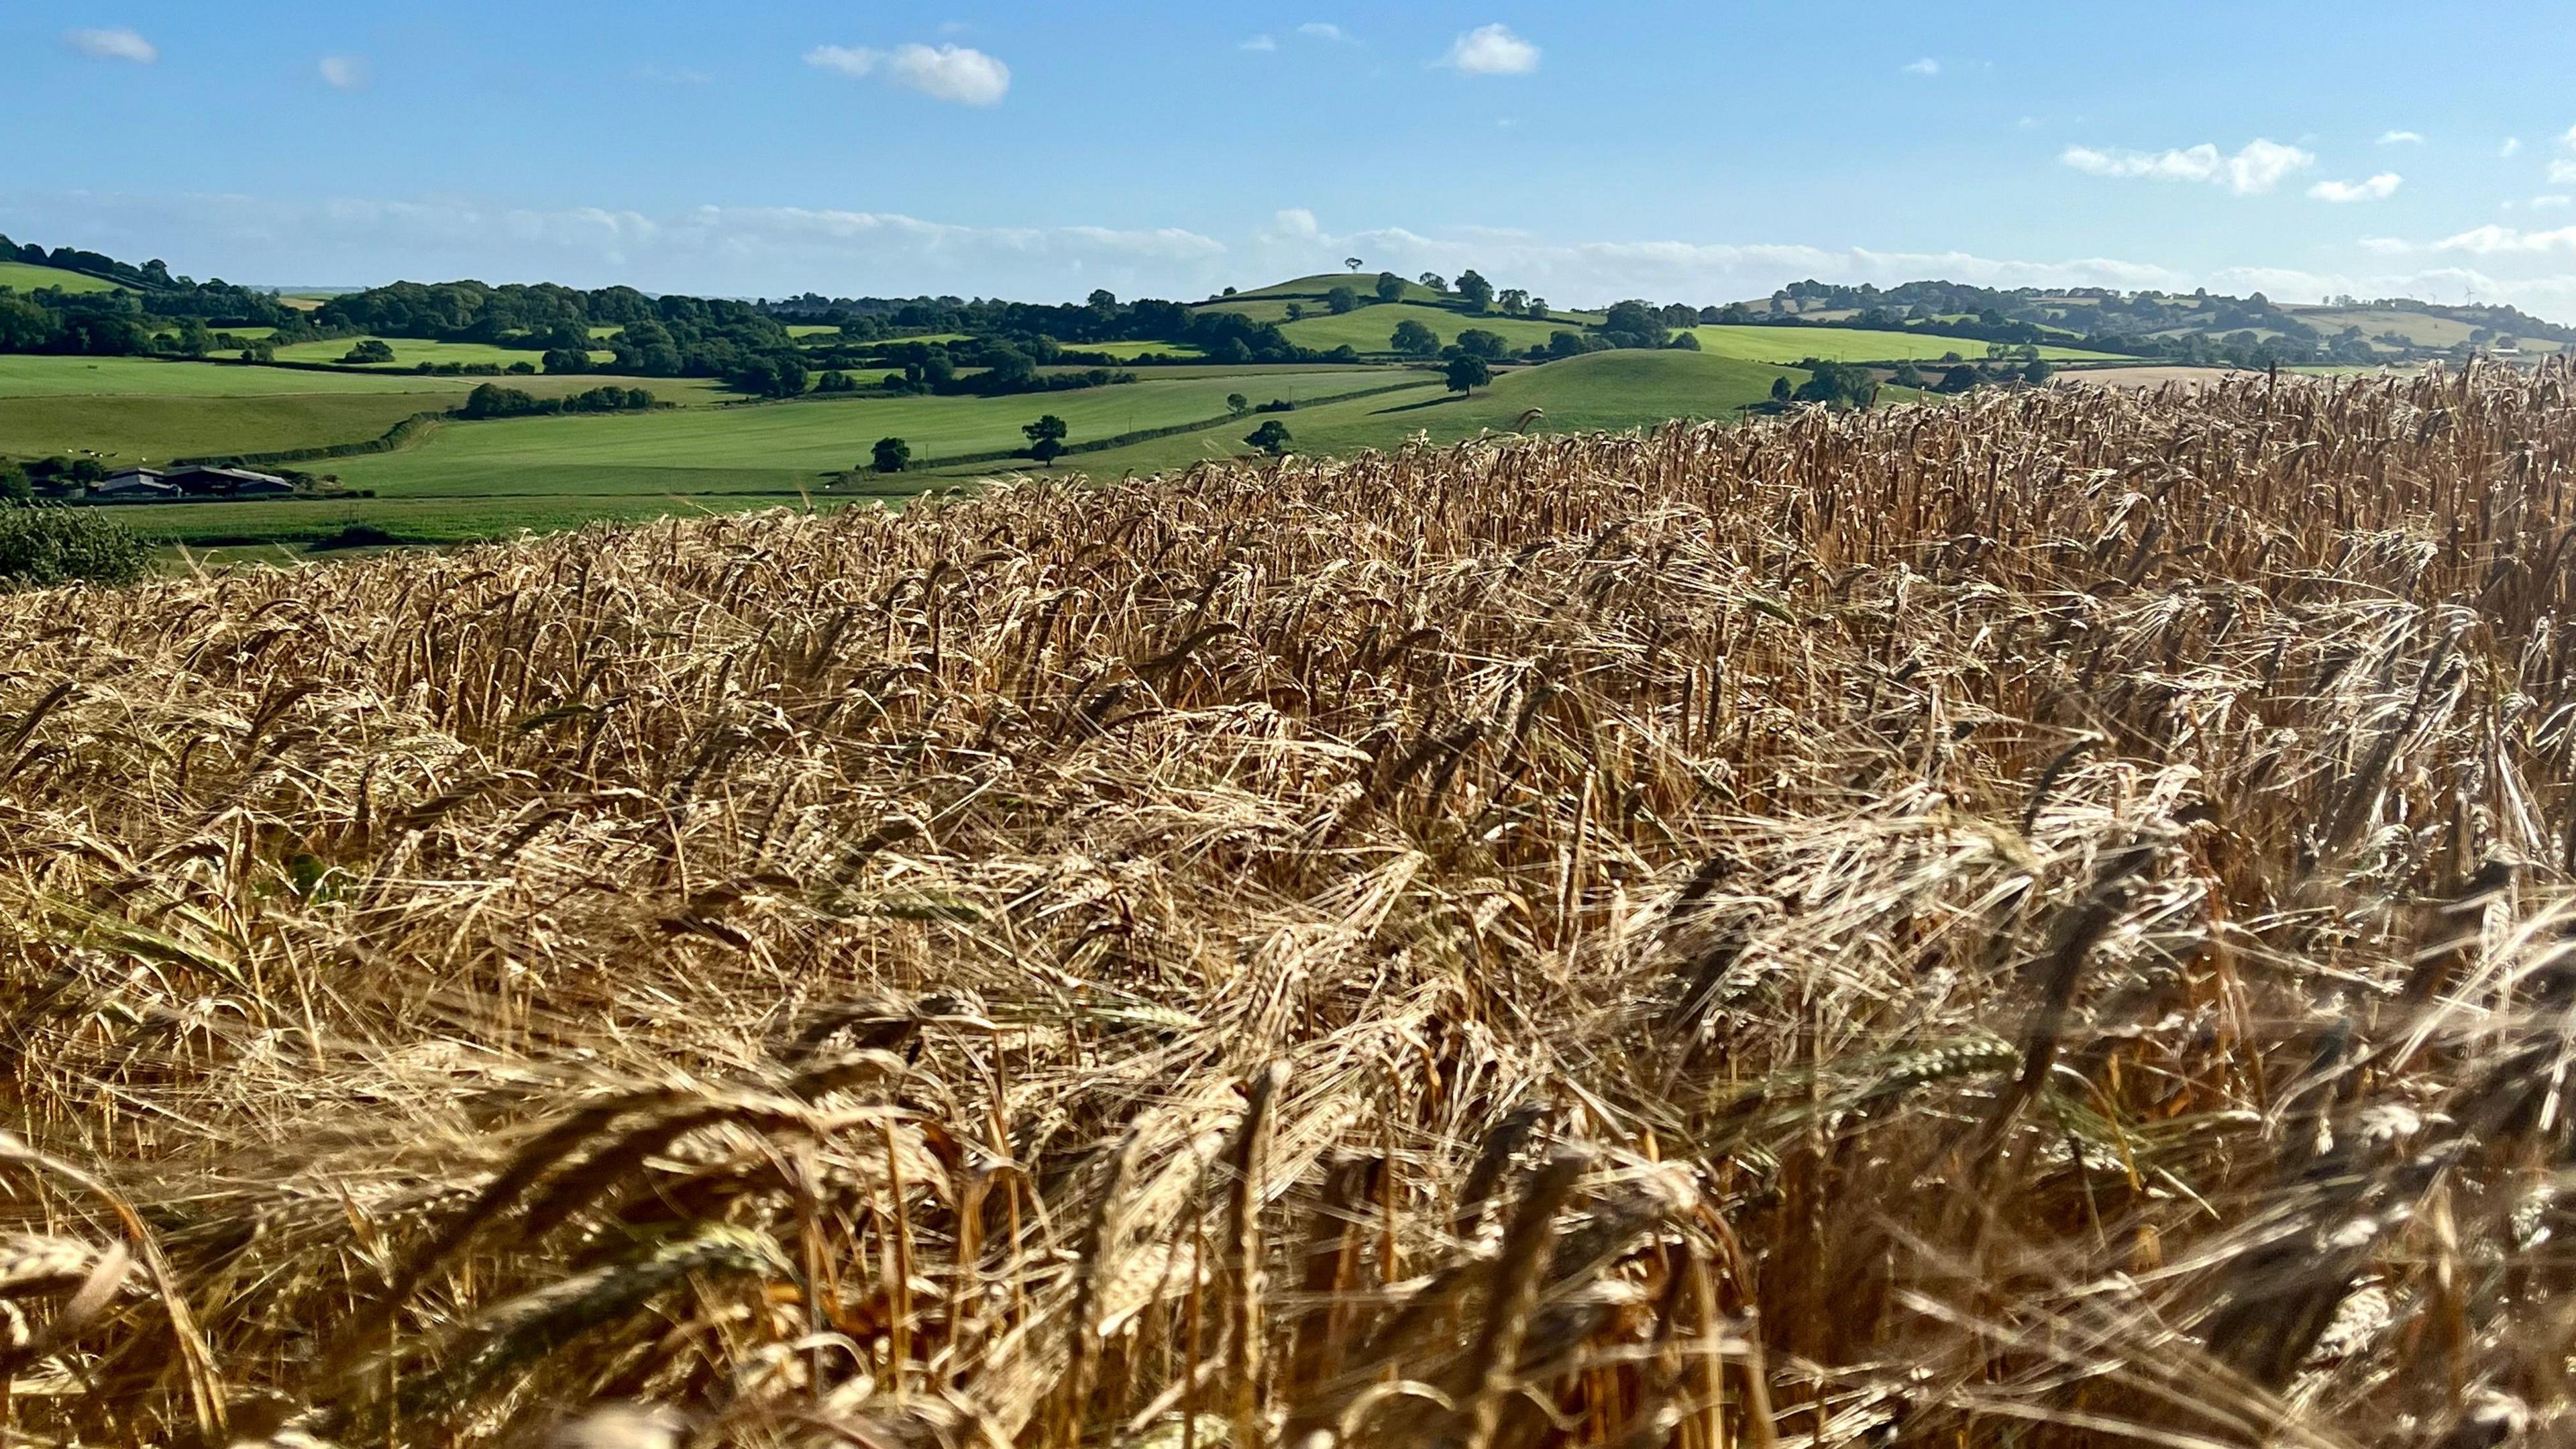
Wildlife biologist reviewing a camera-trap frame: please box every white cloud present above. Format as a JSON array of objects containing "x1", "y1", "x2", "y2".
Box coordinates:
[
  {"x1": 1901, "y1": 57, "x2": 1939, "y2": 76},
  {"x1": 1441, "y1": 23, "x2": 1538, "y2": 76},
  {"x1": 30, "y1": 184, "x2": 2576, "y2": 325},
  {"x1": 804, "y1": 42, "x2": 1010, "y2": 105},
  {"x1": 2551, "y1": 159, "x2": 2576, "y2": 185},
  {"x1": 1273, "y1": 208, "x2": 1320, "y2": 239},
  {"x1": 2377, "y1": 129, "x2": 2424, "y2": 146},
  {"x1": 317, "y1": 55, "x2": 367, "y2": 90},
  {"x1": 1240, "y1": 34, "x2": 1276, "y2": 51},
  {"x1": 2502, "y1": 137, "x2": 2522, "y2": 157},
  {"x1": 2432, "y1": 223, "x2": 2576, "y2": 256},
  {"x1": 2060, "y1": 139, "x2": 2315, "y2": 195},
  {"x1": 1297, "y1": 23, "x2": 1350, "y2": 42},
  {"x1": 2535, "y1": 195, "x2": 2575, "y2": 210},
  {"x1": 63, "y1": 27, "x2": 156, "y2": 63},
  {"x1": 2308, "y1": 173, "x2": 2402, "y2": 203}
]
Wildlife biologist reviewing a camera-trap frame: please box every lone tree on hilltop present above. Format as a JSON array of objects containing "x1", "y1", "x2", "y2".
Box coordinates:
[
  {"x1": 1526, "y1": 297, "x2": 1548, "y2": 319},
  {"x1": 1391, "y1": 319, "x2": 1441, "y2": 357},
  {"x1": 1497, "y1": 288, "x2": 1528, "y2": 316},
  {"x1": 1245, "y1": 419, "x2": 1293, "y2": 455},
  {"x1": 1226, "y1": 392, "x2": 1250, "y2": 417},
  {"x1": 1344, "y1": 256, "x2": 1364, "y2": 272},
  {"x1": 1455, "y1": 269, "x2": 1495, "y2": 312},
  {"x1": 1445, "y1": 354, "x2": 1491, "y2": 394},
  {"x1": 1375, "y1": 271, "x2": 1405, "y2": 304},
  {"x1": 1022, "y1": 414, "x2": 1069, "y2": 466},
  {"x1": 1419, "y1": 272, "x2": 1449, "y2": 292},
  {"x1": 871, "y1": 436, "x2": 910, "y2": 474}
]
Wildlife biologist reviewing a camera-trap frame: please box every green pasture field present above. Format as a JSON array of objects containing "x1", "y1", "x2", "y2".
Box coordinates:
[
  {"x1": 1248, "y1": 303, "x2": 1572, "y2": 355},
  {"x1": 315, "y1": 368, "x2": 1410, "y2": 502},
  {"x1": 266, "y1": 336, "x2": 616, "y2": 370},
  {"x1": 1679, "y1": 325, "x2": 2121, "y2": 364},
  {"x1": 0, "y1": 261, "x2": 127, "y2": 294},
  {"x1": 1053, "y1": 339, "x2": 1207, "y2": 360},
  {"x1": 133, "y1": 493, "x2": 846, "y2": 551},
  {"x1": 1222, "y1": 272, "x2": 1447, "y2": 305},
  {"x1": 0, "y1": 356, "x2": 729, "y2": 466},
  {"x1": 955, "y1": 350, "x2": 1805, "y2": 480}
]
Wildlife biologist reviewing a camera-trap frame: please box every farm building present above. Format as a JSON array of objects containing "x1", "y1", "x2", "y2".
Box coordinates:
[
  {"x1": 88, "y1": 465, "x2": 294, "y2": 502},
  {"x1": 91, "y1": 468, "x2": 177, "y2": 499},
  {"x1": 170, "y1": 466, "x2": 294, "y2": 496}
]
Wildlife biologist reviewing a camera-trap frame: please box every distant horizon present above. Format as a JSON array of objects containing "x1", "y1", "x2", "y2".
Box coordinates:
[{"x1": 11, "y1": 1, "x2": 2576, "y2": 320}]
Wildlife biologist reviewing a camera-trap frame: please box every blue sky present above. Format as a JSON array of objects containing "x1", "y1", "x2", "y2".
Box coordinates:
[{"x1": 10, "y1": 1, "x2": 2576, "y2": 317}]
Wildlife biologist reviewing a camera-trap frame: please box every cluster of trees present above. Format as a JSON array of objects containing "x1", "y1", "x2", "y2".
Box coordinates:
[
  {"x1": 312, "y1": 278, "x2": 814, "y2": 396},
  {"x1": 458, "y1": 383, "x2": 655, "y2": 419},
  {"x1": 0, "y1": 246, "x2": 305, "y2": 359},
  {"x1": 864, "y1": 340, "x2": 1137, "y2": 398}
]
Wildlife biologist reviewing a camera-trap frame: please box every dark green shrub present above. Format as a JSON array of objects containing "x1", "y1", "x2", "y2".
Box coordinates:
[{"x1": 0, "y1": 506, "x2": 152, "y2": 586}]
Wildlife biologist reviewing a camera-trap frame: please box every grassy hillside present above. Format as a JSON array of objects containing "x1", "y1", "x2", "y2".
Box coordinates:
[
  {"x1": 1263, "y1": 303, "x2": 1573, "y2": 356},
  {"x1": 1222, "y1": 270, "x2": 1447, "y2": 305},
  {"x1": 1021, "y1": 350, "x2": 1799, "y2": 478},
  {"x1": 267, "y1": 336, "x2": 619, "y2": 370},
  {"x1": 0, "y1": 260, "x2": 128, "y2": 294},
  {"x1": 1682, "y1": 325, "x2": 2121, "y2": 365},
  {"x1": 0, "y1": 357, "x2": 731, "y2": 466},
  {"x1": 323, "y1": 368, "x2": 1409, "y2": 500}
]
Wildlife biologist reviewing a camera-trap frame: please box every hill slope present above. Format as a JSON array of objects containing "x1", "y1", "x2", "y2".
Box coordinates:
[{"x1": 0, "y1": 260, "x2": 127, "y2": 294}]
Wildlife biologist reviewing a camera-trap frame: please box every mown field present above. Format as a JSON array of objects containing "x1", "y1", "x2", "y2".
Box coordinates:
[
  {"x1": 1015, "y1": 350, "x2": 1801, "y2": 478},
  {"x1": 266, "y1": 336, "x2": 618, "y2": 370},
  {"x1": 0, "y1": 260, "x2": 125, "y2": 293},
  {"x1": 0, "y1": 357, "x2": 729, "y2": 466},
  {"x1": 318, "y1": 368, "x2": 1409, "y2": 498},
  {"x1": 5, "y1": 367, "x2": 2571, "y2": 1449},
  {"x1": 1679, "y1": 324, "x2": 2121, "y2": 364},
  {"x1": 1265, "y1": 303, "x2": 1574, "y2": 355}
]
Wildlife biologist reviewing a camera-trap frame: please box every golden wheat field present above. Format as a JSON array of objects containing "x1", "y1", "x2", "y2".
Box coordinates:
[{"x1": 6, "y1": 366, "x2": 2576, "y2": 1449}]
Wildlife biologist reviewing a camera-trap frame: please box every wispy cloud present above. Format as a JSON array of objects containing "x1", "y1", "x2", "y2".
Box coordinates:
[
  {"x1": 317, "y1": 55, "x2": 367, "y2": 90},
  {"x1": 2502, "y1": 137, "x2": 2522, "y2": 157},
  {"x1": 2060, "y1": 139, "x2": 2314, "y2": 195},
  {"x1": 1297, "y1": 23, "x2": 1350, "y2": 42},
  {"x1": 1240, "y1": 34, "x2": 1276, "y2": 52},
  {"x1": 804, "y1": 43, "x2": 1010, "y2": 105},
  {"x1": 1440, "y1": 23, "x2": 1538, "y2": 76},
  {"x1": 62, "y1": 27, "x2": 156, "y2": 63},
  {"x1": 1271, "y1": 208, "x2": 1320, "y2": 239},
  {"x1": 1901, "y1": 57, "x2": 1939, "y2": 76},
  {"x1": 2536, "y1": 195, "x2": 2575, "y2": 211},
  {"x1": 2431, "y1": 223, "x2": 2576, "y2": 255},
  {"x1": 2308, "y1": 173, "x2": 2402, "y2": 203},
  {"x1": 2377, "y1": 129, "x2": 2424, "y2": 146}
]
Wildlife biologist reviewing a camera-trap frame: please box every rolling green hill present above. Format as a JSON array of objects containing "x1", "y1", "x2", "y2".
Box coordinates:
[
  {"x1": 996, "y1": 350, "x2": 1806, "y2": 480},
  {"x1": 0, "y1": 356, "x2": 730, "y2": 466},
  {"x1": 1265, "y1": 303, "x2": 1575, "y2": 356},
  {"x1": 266, "y1": 337, "x2": 619, "y2": 370},
  {"x1": 0, "y1": 260, "x2": 127, "y2": 294},
  {"x1": 320, "y1": 368, "x2": 1407, "y2": 500},
  {"x1": 1680, "y1": 325, "x2": 2121, "y2": 365}
]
